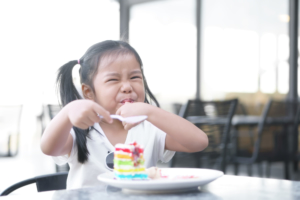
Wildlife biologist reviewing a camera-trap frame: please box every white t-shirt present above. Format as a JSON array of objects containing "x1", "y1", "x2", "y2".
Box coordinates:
[{"x1": 53, "y1": 120, "x2": 175, "y2": 189}]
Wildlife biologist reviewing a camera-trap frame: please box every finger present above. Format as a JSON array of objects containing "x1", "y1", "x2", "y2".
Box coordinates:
[
  {"x1": 125, "y1": 123, "x2": 137, "y2": 130},
  {"x1": 124, "y1": 122, "x2": 141, "y2": 130},
  {"x1": 72, "y1": 118, "x2": 90, "y2": 129},
  {"x1": 77, "y1": 121, "x2": 90, "y2": 130},
  {"x1": 124, "y1": 124, "x2": 133, "y2": 131},
  {"x1": 88, "y1": 115, "x2": 99, "y2": 124},
  {"x1": 116, "y1": 106, "x2": 123, "y2": 116},
  {"x1": 122, "y1": 121, "x2": 129, "y2": 130},
  {"x1": 93, "y1": 103, "x2": 112, "y2": 123},
  {"x1": 124, "y1": 123, "x2": 129, "y2": 130},
  {"x1": 88, "y1": 112, "x2": 101, "y2": 123},
  {"x1": 81, "y1": 118, "x2": 95, "y2": 127},
  {"x1": 128, "y1": 121, "x2": 141, "y2": 126},
  {"x1": 116, "y1": 102, "x2": 132, "y2": 116}
]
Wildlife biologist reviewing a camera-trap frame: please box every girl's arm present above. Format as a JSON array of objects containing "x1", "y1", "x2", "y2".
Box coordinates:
[
  {"x1": 40, "y1": 106, "x2": 74, "y2": 156},
  {"x1": 148, "y1": 106, "x2": 208, "y2": 152},
  {"x1": 40, "y1": 100, "x2": 112, "y2": 156},
  {"x1": 116, "y1": 103, "x2": 208, "y2": 153}
]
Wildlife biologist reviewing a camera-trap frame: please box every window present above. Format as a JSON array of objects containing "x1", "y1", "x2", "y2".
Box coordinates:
[
  {"x1": 130, "y1": 0, "x2": 196, "y2": 111},
  {"x1": 201, "y1": 0, "x2": 289, "y2": 99},
  {"x1": 0, "y1": 0, "x2": 119, "y2": 105}
]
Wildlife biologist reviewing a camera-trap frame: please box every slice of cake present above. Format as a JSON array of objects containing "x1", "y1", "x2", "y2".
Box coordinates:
[{"x1": 114, "y1": 142, "x2": 148, "y2": 180}]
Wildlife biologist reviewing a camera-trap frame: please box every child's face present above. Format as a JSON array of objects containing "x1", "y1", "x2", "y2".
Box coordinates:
[{"x1": 91, "y1": 53, "x2": 145, "y2": 114}]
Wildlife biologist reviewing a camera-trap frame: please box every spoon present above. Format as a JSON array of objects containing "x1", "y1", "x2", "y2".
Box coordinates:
[{"x1": 98, "y1": 114, "x2": 147, "y2": 124}]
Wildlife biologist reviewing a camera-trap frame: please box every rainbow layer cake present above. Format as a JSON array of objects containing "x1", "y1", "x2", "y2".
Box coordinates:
[{"x1": 114, "y1": 142, "x2": 148, "y2": 180}]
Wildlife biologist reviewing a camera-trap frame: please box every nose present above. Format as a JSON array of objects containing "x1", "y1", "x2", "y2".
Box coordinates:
[{"x1": 120, "y1": 81, "x2": 132, "y2": 94}]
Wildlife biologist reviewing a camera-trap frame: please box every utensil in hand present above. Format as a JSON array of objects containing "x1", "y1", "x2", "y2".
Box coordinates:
[{"x1": 98, "y1": 114, "x2": 147, "y2": 124}]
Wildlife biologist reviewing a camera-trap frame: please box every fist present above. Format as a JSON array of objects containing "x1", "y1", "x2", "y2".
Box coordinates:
[
  {"x1": 116, "y1": 102, "x2": 151, "y2": 130},
  {"x1": 66, "y1": 100, "x2": 112, "y2": 129}
]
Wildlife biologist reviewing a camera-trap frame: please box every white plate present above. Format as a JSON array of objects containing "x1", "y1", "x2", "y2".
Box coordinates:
[{"x1": 97, "y1": 168, "x2": 223, "y2": 192}]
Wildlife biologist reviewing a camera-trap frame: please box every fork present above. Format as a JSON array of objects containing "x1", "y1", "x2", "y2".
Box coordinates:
[{"x1": 98, "y1": 114, "x2": 147, "y2": 124}]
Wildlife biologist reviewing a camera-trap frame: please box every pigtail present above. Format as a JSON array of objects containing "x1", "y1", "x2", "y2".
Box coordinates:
[
  {"x1": 73, "y1": 127, "x2": 89, "y2": 163},
  {"x1": 56, "y1": 60, "x2": 89, "y2": 164},
  {"x1": 57, "y1": 60, "x2": 82, "y2": 106}
]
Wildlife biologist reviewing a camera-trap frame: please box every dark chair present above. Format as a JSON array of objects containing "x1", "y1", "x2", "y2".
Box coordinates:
[
  {"x1": 0, "y1": 172, "x2": 68, "y2": 196},
  {"x1": 47, "y1": 105, "x2": 70, "y2": 172},
  {"x1": 230, "y1": 102, "x2": 256, "y2": 174},
  {"x1": 36, "y1": 105, "x2": 47, "y2": 136},
  {"x1": 172, "y1": 103, "x2": 183, "y2": 115},
  {"x1": 47, "y1": 104, "x2": 62, "y2": 120},
  {"x1": 291, "y1": 102, "x2": 300, "y2": 172},
  {"x1": 170, "y1": 99, "x2": 238, "y2": 173},
  {"x1": 0, "y1": 105, "x2": 23, "y2": 157},
  {"x1": 231, "y1": 99, "x2": 297, "y2": 179},
  {"x1": 235, "y1": 103, "x2": 248, "y2": 115},
  {"x1": 37, "y1": 104, "x2": 62, "y2": 136}
]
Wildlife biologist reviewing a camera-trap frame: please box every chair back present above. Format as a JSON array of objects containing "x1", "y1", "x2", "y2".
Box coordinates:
[
  {"x1": 248, "y1": 99, "x2": 297, "y2": 163},
  {"x1": 265, "y1": 100, "x2": 297, "y2": 118},
  {"x1": 184, "y1": 99, "x2": 238, "y2": 152},
  {"x1": 36, "y1": 172, "x2": 68, "y2": 192},
  {"x1": 291, "y1": 102, "x2": 300, "y2": 161},
  {"x1": 176, "y1": 99, "x2": 238, "y2": 172},
  {"x1": 235, "y1": 103, "x2": 248, "y2": 115},
  {"x1": 172, "y1": 103, "x2": 182, "y2": 115},
  {"x1": 47, "y1": 104, "x2": 62, "y2": 119},
  {"x1": 0, "y1": 172, "x2": 68, "y2": 196}
]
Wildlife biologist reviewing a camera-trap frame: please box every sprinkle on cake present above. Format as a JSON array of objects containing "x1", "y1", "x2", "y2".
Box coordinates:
[{"x1": 114, "y1": 142, "x2": 148, "y2": 180}]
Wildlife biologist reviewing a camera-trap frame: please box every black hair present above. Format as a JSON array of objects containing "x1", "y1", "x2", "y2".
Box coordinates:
[{"x1": 56, "y1": 40, "x2": 159, "y2": 163}]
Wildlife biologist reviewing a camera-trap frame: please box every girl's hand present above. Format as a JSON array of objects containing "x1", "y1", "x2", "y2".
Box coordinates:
[
  {"x1": 66, "y1": 100, "x2": 112, "y2": 129},
  {"x1": 116, "y1": 102, "x2": 152, "y2": 130},
  {"x1": 121, "y1": 121, "x2": 141, "y2": 131}
]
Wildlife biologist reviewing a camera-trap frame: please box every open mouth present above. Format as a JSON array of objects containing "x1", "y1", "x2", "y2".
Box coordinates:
[{"x1": 120, "y1": 99, "x2": 135, "y2": 104}]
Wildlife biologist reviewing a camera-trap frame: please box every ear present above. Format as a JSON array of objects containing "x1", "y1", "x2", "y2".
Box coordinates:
[{"x1": 82, "y1": 84, "x2": 94, "y2": 100}]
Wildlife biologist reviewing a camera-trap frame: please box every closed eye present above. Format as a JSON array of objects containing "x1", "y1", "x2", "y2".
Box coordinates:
[
  {"x1": 108, "y1": 79, "x2": 118, "y2": 82},
  {"x1": 131, "y1": 76, "x2": 142, "y2": 79}
]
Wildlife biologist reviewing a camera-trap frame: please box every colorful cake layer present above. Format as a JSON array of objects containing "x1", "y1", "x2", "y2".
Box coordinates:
[{"x1": 114, "y1": 142, "x2": 148, "y2": 180}]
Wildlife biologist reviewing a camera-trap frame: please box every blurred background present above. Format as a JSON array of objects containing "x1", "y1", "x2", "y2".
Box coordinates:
[{"x1": 1, "y1": 0, "x2": 300, "y2": 195}]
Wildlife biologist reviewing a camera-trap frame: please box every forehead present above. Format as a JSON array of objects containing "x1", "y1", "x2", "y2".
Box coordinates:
[{"x1": 97, "y1": 53, "x2": 140, "y2": 73}]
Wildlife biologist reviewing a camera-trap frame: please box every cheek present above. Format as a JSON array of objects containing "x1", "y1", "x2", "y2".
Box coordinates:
[
  {"x1": 95, "y1": 86, "x2": 117, "y2": 104},
  {"x1": 137, "y1": 86, "x2": 146, "y2": 102},
  {"x1": 103, "y1": 87, "x2": 117, "y2": 99}
]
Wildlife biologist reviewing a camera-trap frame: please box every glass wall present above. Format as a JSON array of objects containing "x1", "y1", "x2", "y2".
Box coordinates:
[
  {"x1": 130, "y1": 0, "x2": 291, "y2": 112},
  {"x1": 0, "y1": 1, "x2": 120, "y2": 177},
  {"x1": 130, "y1": 0, "x2": 196, "y2": 112},
  {"x1": 201, "y1": 0, "x2": 289, "y2": 106}
]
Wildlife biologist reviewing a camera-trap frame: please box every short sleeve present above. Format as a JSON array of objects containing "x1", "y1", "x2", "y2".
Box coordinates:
[
  {"x1": 156, "y1": 128, "x2": 175, "y2": 163},
  {"x1": 52, "y1": 129, "x2": 77, "y2": 166}
]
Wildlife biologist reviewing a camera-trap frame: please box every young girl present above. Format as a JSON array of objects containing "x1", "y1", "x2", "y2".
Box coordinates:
[{"x1": 40, "y1": 40, "x2": 208, "y2": 189}]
